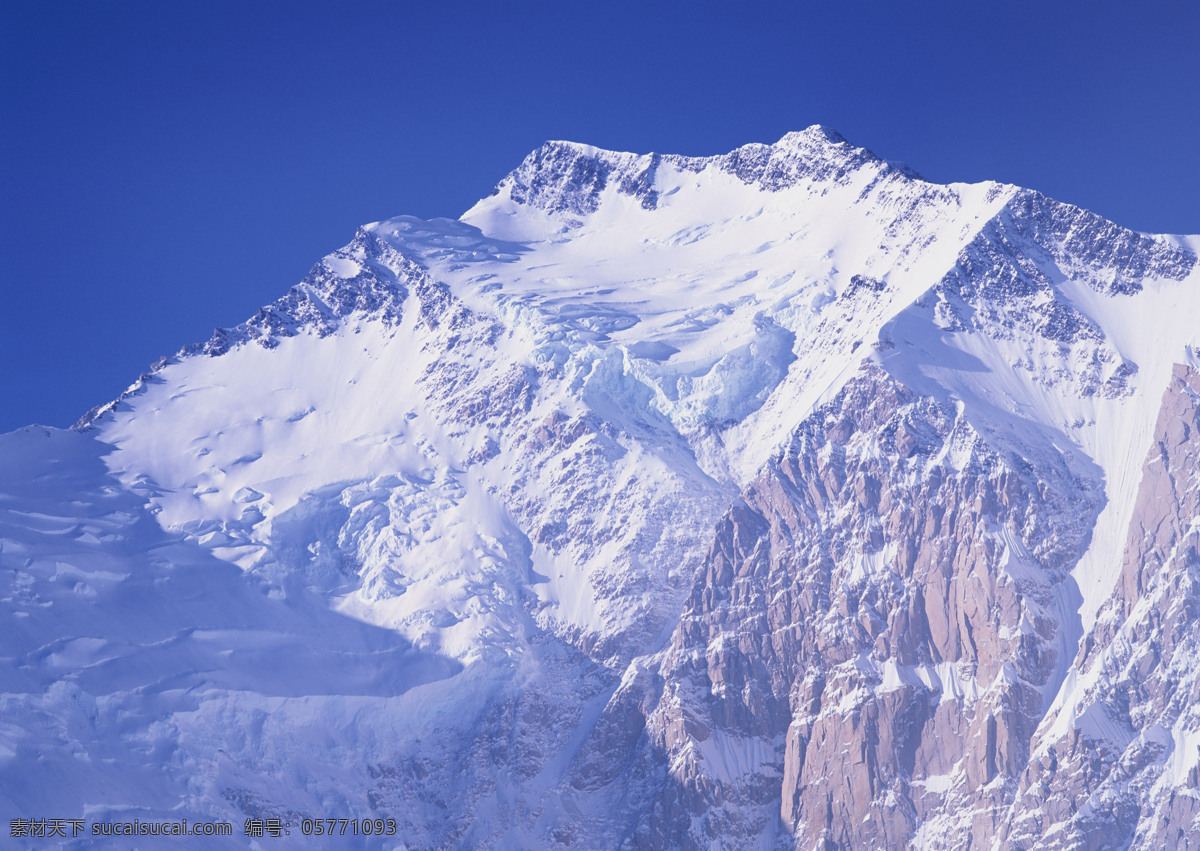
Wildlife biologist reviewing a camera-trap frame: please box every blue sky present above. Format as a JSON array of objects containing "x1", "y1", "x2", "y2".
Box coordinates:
[{"x1": 3, "y1": 1, "x2": 1198, "y2": 433}]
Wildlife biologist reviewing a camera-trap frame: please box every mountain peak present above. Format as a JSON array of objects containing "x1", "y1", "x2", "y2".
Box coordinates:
[
  {"x1": 772, "y1": 124, "x2": 924, "y2": 180},
  {"x1": 776, "y1": 123, "x2": 847, "y2": 147},
  {"x1": 476, "y1": 125, "x2": 914, "y2": 224}
]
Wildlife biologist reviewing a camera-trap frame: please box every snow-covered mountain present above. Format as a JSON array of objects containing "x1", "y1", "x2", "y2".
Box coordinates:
[{"x1": 3, "y1": 126, "x2": 1199, "y2": 848}]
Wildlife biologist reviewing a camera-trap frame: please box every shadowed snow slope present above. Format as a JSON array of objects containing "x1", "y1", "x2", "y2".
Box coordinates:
[{"x1": 5, "y1": 127, "x2": 1199, "y2": 848}]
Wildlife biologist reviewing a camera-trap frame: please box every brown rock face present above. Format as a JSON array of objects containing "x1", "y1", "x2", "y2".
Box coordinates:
[
  {"x1": 623, "y1": 365, "x2": 1102, "y2": 848},
  {"x1": 1004, "y1": 364, "x2": 1200, "y2": 850}
]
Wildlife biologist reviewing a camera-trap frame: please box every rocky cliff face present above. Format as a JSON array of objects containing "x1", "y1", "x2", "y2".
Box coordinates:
[
  {"x1": 5, "y1": 128, "x2": 1200, "y2": 849},
  {"x1": 1003, "y1": 363, "x2": 1200, "y2": 850},
  {"x1": 613, "y1": 366, "x2": 1099, "y2": 848}
]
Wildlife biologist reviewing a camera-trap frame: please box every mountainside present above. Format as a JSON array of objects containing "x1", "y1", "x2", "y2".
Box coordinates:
[{"x1": 4, "y1": 126, "x2": 1200, "y2": 848}]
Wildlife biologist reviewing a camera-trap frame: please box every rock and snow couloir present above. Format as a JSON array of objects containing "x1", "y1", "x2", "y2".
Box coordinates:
[{"x1": 3, "y1": 126, "x2": 1199, "y2": 848}]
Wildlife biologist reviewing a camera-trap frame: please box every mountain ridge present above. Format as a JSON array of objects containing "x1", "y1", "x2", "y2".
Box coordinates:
[{"x1": 77, "y1": 127, "x2": 1194, "y2": 437}]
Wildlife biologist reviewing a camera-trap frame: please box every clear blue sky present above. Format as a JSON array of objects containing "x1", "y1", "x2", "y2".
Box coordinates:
[{"x1": 3, "y1": 1, "x2": 1198, "y2": 433}]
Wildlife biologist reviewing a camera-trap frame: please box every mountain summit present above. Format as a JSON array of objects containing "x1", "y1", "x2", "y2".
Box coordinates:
[
  {"x1": 6, "y1": 128, "x2": 1200, "y2": 847},
  {"x1": 483, "y1": 126, "x2": 911, "y2": 220}
]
